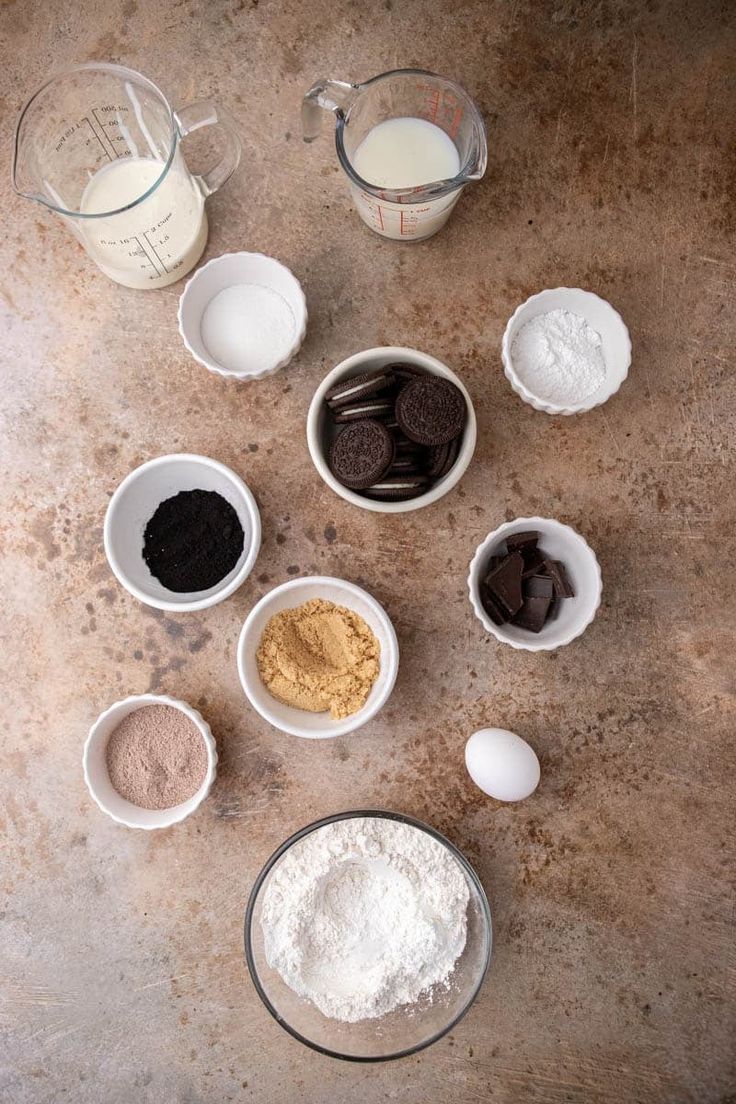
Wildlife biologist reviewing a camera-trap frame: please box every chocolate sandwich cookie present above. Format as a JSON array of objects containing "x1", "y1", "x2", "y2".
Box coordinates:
[
  {"x1": 389, "y1": 454, "x2": 425, "y2": 475},
  {"x1": 325, "y1": 369, "x2": 395, "y2": 410},
  {"x1": 363, "y1": 474, "x2": 430, "y2": 501},
  {"x1": 329, "y1": 419, "x2": 394, "y2": 490},
  {"x1": 334, "y1": 397, "x2": 396, "y2": 424},
  {"x1": 395, "y1": 376, "x2": 467, "y2": 446},
  {"x1": 384, "y1": 362, "x2": 426, "y2": 384},
  {"x1": 393, "y1": 434, "x2": 425, "y2": 454},
  {"x1": 426, "y1": 436, "x2": 461, "y2": 479}
]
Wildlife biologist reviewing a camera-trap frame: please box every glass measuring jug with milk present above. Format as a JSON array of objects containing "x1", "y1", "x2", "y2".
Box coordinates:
[
  {"x1": 303, "y1": 69, "x2": 487, "y2": 241},
  {"x1": 12, "y1": 63, "x2": 241, "y2": 289}
]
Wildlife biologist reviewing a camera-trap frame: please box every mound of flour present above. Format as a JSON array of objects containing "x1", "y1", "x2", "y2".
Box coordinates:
[{"x1": 261, "y1": 817, "x2": 469, "y2": 1022}]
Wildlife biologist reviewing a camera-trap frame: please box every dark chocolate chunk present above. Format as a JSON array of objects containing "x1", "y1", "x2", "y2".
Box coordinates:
[
  {"x1": 545, "y1": 598, "x2": 561, "y2": 622},
  {"x1": 524, "y1": 574, "x2": 554, "y2": 599},
  {"x1": 511, "y1": 595, "x2": 552, "y2": 632},
  {"x1": 506, "y1": 531, "x2": 539, "y2": 553},
  {"x1": 521, "y1": 546, "x2": 547, "y2": 577},
  {"x1": 543, "y1": 559, "x2": 575, "y2": 598},
  {"x1": 480, "y1": 583, "x2": 507, "y2": 625},
  {"x1": 483, "y1": 551, "x2": 524, "y2": 617},
  {"x1": 482, "y1": 555, "x2": 506, "y2": 582}
]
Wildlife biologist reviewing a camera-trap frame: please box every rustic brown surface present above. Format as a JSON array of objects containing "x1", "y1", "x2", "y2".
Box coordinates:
[{"x1": 1, "y1": 2, "x2": 735, "y2": 1101}]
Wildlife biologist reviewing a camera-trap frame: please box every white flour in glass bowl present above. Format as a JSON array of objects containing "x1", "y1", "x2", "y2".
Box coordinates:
[{"x1": 260, "y1": 817, "x2": 469, "y2": 1022}]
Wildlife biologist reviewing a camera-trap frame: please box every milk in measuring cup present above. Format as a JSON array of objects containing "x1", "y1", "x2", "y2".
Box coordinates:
[
  {"x1": 351, "y1": 117, "x2": 461, "y2": 241},
  {"x1": 79, "y1": 158, "x2": 207, "y2": 289}
]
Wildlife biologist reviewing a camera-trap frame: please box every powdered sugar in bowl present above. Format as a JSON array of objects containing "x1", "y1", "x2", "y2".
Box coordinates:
[
  {"x1": 502, "y1": 287, "x2": 631, "y2": 415},
  {"x1": 244, "y1": 810, "x2": 491, "y2": 1061}
]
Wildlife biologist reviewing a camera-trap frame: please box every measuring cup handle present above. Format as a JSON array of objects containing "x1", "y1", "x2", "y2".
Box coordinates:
[
  {"x1": 174, "y1": 100, "x2": 242, "y2": 198},
  {"x1": 302, "y1": 79, "x2": 358, "y2": 143}
]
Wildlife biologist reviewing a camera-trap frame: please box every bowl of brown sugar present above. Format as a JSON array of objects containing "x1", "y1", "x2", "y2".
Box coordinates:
[
  {"x1": 237, "y1": 576, "x2": 399, "y2": 739},
  {"x1": 83, "y1": 694, "x2": 217, "y2": 829}
]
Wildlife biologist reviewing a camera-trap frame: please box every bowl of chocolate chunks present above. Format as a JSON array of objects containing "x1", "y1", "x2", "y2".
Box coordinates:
[{"x1": 468, "y1": 517, "x2": 602, "y2": 651}]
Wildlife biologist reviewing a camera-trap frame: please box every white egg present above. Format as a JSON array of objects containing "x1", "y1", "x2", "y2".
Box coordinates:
[{"x1": 464, "y1": 728, "x2": 540, "y2": 802}]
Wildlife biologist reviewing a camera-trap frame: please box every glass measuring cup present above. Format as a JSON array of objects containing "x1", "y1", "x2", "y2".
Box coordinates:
[
  {"x1": 302, "y1": 69, "x2": 486, "y2": 242},
  {"x1": 12, "y1": 63, "x2": 241, "y2": 289}
]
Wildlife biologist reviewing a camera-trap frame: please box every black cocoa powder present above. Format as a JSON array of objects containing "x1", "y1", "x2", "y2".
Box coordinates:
[{"x1": 142, "y1": 489, "x2": 244, "y2": 593}]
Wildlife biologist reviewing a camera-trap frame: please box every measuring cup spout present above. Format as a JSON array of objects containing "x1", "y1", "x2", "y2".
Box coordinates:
[
  {"x1": 12, "y1": 101, "x2": 46, "y2": 206},
  {"x1": 302, "y1": 79, "x2": 358, "y2": 143},
  {"x1": 462, "y1": 130, "x2": 488, "y2": 184}
]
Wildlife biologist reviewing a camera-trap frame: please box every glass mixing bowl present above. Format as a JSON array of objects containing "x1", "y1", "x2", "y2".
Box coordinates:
[{"x1": 244, "y1": 809, "x2": 492, "y2": 1061}]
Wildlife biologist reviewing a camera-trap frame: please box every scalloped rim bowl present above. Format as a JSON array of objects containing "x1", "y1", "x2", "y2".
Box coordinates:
[
  {"x1": 82, "y1": 694, "x2": 217, "y2": 829},
  {"x1": 468, "y1": 517, "x2": 602, "y2": 651},
  {"x1": 178, "y1": 252, "x2": 307, "y2": 380},
  {"x1": 501, "y1": 287, "x2": 631, "y2": 414},
  {"x1": 306, "y1": 346, "x2": 477, "y2": 514}
]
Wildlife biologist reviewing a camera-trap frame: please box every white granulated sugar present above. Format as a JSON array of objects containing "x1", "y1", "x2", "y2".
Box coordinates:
[
  {"x1": 511, "y1": 308, "x2": 607, "y2": 405},
  {"x1": 200, "y1": 283, "x2": 296, "y2": 374},
  {"x1": 261, "y1": 817, "x2": 470, "y2": 1022}
]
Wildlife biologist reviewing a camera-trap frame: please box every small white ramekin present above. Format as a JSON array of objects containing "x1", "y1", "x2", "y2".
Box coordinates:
[
  {"x1": 178, "y1": 252, "x2": 307, "y2": 381},
  {"x1": 501, "y1": 287, "x2": 631, "y2": 414},
  {"x1": 104, "y1": 453, "x2": 261, "y2": 612},
  {"x1": 468, "y1": 517, "x2": 602, "y2": 651},
  {"x1": 83, "y1": 694, "x2": 217, "y2": 829},
  {"x1": 237, "y1": 576, "x2": 399, "y2": 739},
  {"x1": 306, "y1": 347, "x2": 477, "y2": 514}
]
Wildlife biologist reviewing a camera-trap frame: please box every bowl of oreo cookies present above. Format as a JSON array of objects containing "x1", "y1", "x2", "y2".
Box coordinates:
[{"x1": 307, "y1": 347, "x2": 477, "y2": 513}]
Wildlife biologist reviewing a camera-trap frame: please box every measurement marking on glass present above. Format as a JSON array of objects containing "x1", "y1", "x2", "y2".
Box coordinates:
[
  {"x1": 376, "y1": 205, "x2": 384, "y2": 231},
  {"x1": 133, "y1": 235, "x2": 163, "y2": 277},
  {"x1": 91, "y1": 109, "x2": 120, "y2": 159},
  {"x1": 430, "y1": 88, "x2": 440, "y2": 124},
  {"x1": 142, "y1": 230, "x2": 169, "y2": 274},
  {"x1": 81, "y1": 117, "x2": 112, "y2": 162}
]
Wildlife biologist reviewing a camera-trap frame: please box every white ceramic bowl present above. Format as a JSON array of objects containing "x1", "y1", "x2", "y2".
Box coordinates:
[
  {"x1": 104, "y1": 453, "x2": 261, "y2": 612},
  {"x1": 237, "y1": 576, "x2": 399, "y2": 738},
  {"x1": 468, "y1": 517, "x2": 602, "y2": 651},
  {"x1": 178, "y1": 252, "x2": 307, "y2": 380},
  {"x1": 501, "y1": 287, "x2": 631, "y2": 414},
  {"x1": 306, "y1": 347, "x2": 477, "y2": 514},
  {"x1": 82, "y1": 694, "x2": 217, "y2": 829}
]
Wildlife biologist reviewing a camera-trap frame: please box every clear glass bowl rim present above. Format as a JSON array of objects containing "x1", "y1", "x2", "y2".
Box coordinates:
[{"x1": 243, "y1": 807, "x2": 492, "y2": 1063}]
